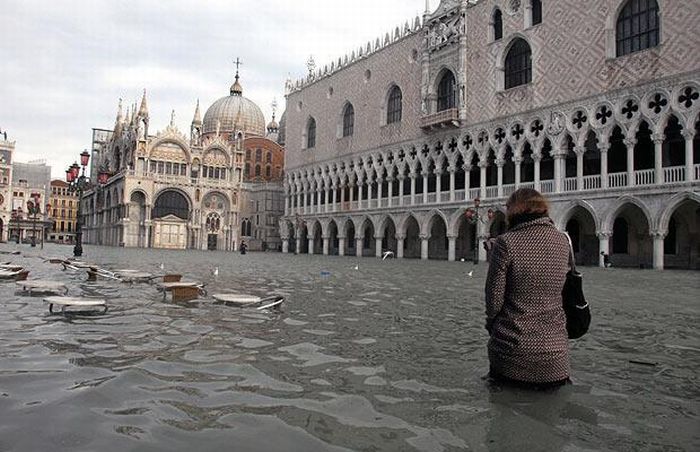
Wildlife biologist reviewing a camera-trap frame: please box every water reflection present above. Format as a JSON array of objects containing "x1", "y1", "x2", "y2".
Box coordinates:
[{"x1": 0, "y1": 244, "x2": 697, "y2": 451}]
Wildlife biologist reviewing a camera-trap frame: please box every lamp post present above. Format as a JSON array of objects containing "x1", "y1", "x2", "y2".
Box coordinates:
[
  {"x1": 464, "y1": 197, "x2": 495, "y2": 265},
  {"x1": 66, "y1": 150, "x2": 99, "y2": 257},
  {"x1": 27, "y1": 192, "x2": 42, "y2": 248}
]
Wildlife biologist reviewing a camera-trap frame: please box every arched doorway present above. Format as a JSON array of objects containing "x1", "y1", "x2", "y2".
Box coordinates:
[
  {"x1": 152, "y1": 190, "x2": 190, "y2": 250},
  {"x1": 328, "y1": 220, "x2": 339, "y2": 255},
  {"x1": 404, "y1": 216, "x2": 421, "y2": 259},
  {"x1": 358, "y1": 219, "x2": 376, "y2": 257},
  {"x1": 610, "y1": 204, "x2": 652, "y2": 268},
  {"x1": 564, "y1": 206, "x2": 598, "y2": 266},
  {"x1": 312, "y1": 221, "x2": 323, "y2": 255},
  {"x1": 345, "y1": 221, "x2": 356, "y2": 255},
  {"x1": 455, "y1": 215, "x2": 477, "y2": 262},
  {"x1": 128, "y1": 191, "x2": 147, "y2": 248},
  {"x1": 202, "y1": 192, "x2": 229, "y2": 251},
  {"x1": 664, "y1": 199, "x2": 700, "y2": 269},
  {"x1": 299, "y1": 224, "x2": 309, "y2": 254},
  {"x1": 382, "y1": 218, "x2": 398, "y2": 255},
  {"x1": 286, "y1": 222, "x2": 297, "y2": 254},
  {"x1": 428, "y1": 214, "x2": 448, "y2": 260}
]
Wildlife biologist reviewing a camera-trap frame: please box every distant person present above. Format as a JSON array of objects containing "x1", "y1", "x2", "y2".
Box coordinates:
[
  {"x1": 240, "y1": 241, "x2": 248, "y2": 255},
  {"x1": 600, "y1": 252, "x2": 612, "y2": 268},
  {"x1": 485, "y1": 188, "x2": 571, "y2": 390}
]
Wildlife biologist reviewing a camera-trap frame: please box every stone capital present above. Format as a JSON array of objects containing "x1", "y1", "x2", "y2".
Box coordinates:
[
  {"x1": 623, "y1": 138, "x2": 637, "y2": 148},
  {"x1": 596, "y1": 231, "x2": 612, "y2": 239},
  {"x1": 395, "y1": 234, "x2": 406, "y2": 241},
  {"x1": 682, "y1": 130, "x2": 696, "y2": 140}
]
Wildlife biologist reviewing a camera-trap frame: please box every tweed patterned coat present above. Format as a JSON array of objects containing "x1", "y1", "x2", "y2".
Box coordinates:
[{"x1": 485, "y1": 217, "x2": 571, "y2": 384}]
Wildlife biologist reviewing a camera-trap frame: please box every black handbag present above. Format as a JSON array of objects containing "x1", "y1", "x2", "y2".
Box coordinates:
[{"x1": 562, "y1": 234, "x2": 591, "y2": 339}]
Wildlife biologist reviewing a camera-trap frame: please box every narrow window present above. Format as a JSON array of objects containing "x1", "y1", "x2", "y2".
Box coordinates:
[
  {"x1": 493, "y1": 9, "x2": 503, "y2": 41},
  {"x1": 437, "y1": 71, "x2": 456, "y2": 112},
  {"x1": 343, "y1": 104, "x2": 355, "y2": 137},
  {"x1": 531, "y1": 0, "x2": 542, "y2": 25},
  {"x1": 307, "y1": 117, "x2": 316, "y2": 149},
  {"x1": 387, "y1": 86, "x2": 403, "y2": 124},
  {"x1": 616, "y1": 0, "x2": 660, "y2": 57},
  {"x1": 504, "y1": 38, "x2": 532, "y2": 89}
]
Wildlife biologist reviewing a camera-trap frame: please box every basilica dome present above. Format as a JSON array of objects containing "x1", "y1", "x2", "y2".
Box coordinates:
[{"x1": 202, "y1": 75, "x2": 266, "y2": 137}]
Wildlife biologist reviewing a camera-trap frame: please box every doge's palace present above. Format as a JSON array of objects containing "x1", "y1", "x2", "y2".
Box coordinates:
[{"x1": 280, "y1": 0, "x2": 700, "y2": 270}]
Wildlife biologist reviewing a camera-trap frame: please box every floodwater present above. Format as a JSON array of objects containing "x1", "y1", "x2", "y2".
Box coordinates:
[{"x1": 0, "y1": 243, "x2": 698, "y2": 452}]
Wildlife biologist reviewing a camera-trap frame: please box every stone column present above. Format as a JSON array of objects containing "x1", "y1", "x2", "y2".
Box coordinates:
[
  {"x1": 322, "y1": 235, "x2": 330, "y2": 256},
  {"x1": 410, "y1": 174, "x2": 417, "y2": 206},
  {"x1": 576, "y1": 146, "x2": 585, "y2": 191},
  {"x1": 420, "y1": 234, "x2": 429, "y2": 260},
  {"x1": 653, "y1": 134, "x2": 663, "y2": 185},
  {"x1": 652, "y1": 232, "x2": 665, "y2": 270},
  {"x1": 478, "y1": 234, "x2": 489, "y2": 262},
  {"x1": 375, "y1": 237, "x2": 383, "y2": 258},
  {"x1": 282, "y1": 239, "x2": 289, "y2": 253},
  {"x1": 332, "y1": 186, "x2": 338, "y2": 212},
  {"x1": 325, "y1": 188, "x2": 331, "y2": 213},
  {"x1": 625, "y1": 138, "x2": 636, "y2": 187},
  {"x1": 598, "y1": 232, "x2": 610, "y2": 268},
  {"x1": 496, "y1": 159, "x2": 504, "y2": 198},
  {"x1": 316, "y1": 189, "x2": 322, "y2": 214},
  {"x1": 295, "y1": 237, "x2": 301, "y2": 255},
  {"x1": 399, "y1": 176, "x2": 405, "y2": 206},
  {"x1": 357, "y1": 183, "x2": 364, "y2": 210},
  {"x1": 449, "y1": 166, "x2": 456, "y2": 202},
  {"x1": 396, "y1": 234, "x2": 405, "y2": 259},
  {"x1": 308, "y1": 235, "x2": 315, "y2": 255},
  {"x1": 479, "y1": 162, "x2": 487, "y2": 199},
  {"x1": 387, "y1": 178, "x2": 394, "y2": 207},
  {"x1": 377, "y1": 178, "x2": 383, "y2": 207},
  {"x1": 533, "y1": 154, "x2": 541, "y2": 191},
  {"x1": 296, "y1": 192, "x2": 302, "y2": 216},
  {"x1": 435, "y1": 170, "x2": 442, "y2": 203},
  {"x1": 338, "y1": 236, "x2": 346, "y2": 256},
  {"x1": 464, "y1": 166, "x2": 471, "y2": 199},
  {"x1": 422, "y1": 172, "x2": 429, "y2": 205},
  {"x1": 514, "y1": 158, "x2": 522, "y2": 188},
  {"x1": 340, "y1": 184, "x2": 346, "y2": 210},
  {"x1": 553, "y1": 153, "x2": 563, "y2": 193},
  {"x1": 447, "y1": 235, "x2": 457, "y2": 262},
  {"x1": 600, "y1": 144, "x2": 609, "y2": 189},
  {"x1": 367, "y1": 182, "x2": 373, "y2": 208},
  {"x1": 356, "y1": 238, "x2": 363, "y2": 257},
  {"x1": 683, "y1": 130, "x2": 695, "y2": 182}
]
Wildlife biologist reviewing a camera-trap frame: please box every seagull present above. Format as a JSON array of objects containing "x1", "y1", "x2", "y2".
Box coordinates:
[
  {"x1": 212, "y1": 267, "x2": 219, "y2": 277},
  {"x1": 382, "y1": 251, "x2": 395, "y2": 260},
  {"x1": 467, "y1": 271, "x2": 474, "y2": 278},
  {"x1": 354, "y1": 264, "x2": 360, "y2": 271},
  {"x1": 159, "y1": 263, "x2": 165, "y2": 270},
  {"x1": 460, "y1": 258, "x2": 466, "y2": 262}
]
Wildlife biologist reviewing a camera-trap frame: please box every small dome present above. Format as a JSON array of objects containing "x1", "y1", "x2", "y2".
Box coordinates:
[{"x1": 202, "y1": 75, "x2": 265, "y2": 136}]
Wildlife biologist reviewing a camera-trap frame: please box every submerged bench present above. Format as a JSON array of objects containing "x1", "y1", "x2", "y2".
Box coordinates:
[
  {"x1": 157, "y1": 282, "x2": 207, "y2": 302},
  {"x1": 43, "y1": 296, "x2": 108, "y2": 315},
  {"x1": 16, "y1": 280, "x2": 69, "y2": 295}
]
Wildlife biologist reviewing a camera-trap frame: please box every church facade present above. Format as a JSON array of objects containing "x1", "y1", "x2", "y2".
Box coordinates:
[
  {"x1": 280, "y1": 0, "x2": 700, "y2": 270},
  {"x1": 82, "y1": 72, "x2": 285, "y2": 252}
]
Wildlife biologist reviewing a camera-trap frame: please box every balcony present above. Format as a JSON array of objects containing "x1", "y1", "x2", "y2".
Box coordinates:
[{"x1": 420, "y1": 109, "x2": 460, "y2": 130}]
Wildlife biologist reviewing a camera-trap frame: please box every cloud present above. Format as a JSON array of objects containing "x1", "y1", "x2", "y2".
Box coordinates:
[{"x1": 0, "y1": 0, "x2": 423, "y2": 177}]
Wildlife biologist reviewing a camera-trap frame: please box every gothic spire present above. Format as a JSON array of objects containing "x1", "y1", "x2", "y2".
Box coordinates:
[
  {"x1": 138, "y1": 89, "x2": 149, "y2": 117},
  {"x1": 192, "y1": 99, "x2": 202, "y2": 124}
]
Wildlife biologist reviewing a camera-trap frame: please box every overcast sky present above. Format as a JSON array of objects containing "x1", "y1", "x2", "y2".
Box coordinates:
[{"x1": 1, "y1": 0, "x2": 428, "y2": 177}]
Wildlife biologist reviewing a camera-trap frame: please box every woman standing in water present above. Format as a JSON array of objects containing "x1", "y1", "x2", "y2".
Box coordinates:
[{"x1": 485, "y1": 188, "x2": 571, "y2": 389}]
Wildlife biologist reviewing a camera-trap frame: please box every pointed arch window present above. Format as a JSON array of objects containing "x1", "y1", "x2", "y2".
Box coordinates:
[
  {"x1": 343, "y1": 104, "x2": 355, "y2": 137},
  {"x1": 616, "y1": 0, "x2": 659, "y2": 57},
  {"x1": 493, "y1": 9, "x2": 503, "y2": 41},
  {"x1": 387, "y1": 86, "x2": 403, "y2": 124},
  {"x1": 437, "y1": 71, "x2": 456, "y2": 112},
  {"x1": 306, "y1": 117, "x2": 316, "y2": 149},
  {"x1": 505, "y1": 38, "x2": 532, "y2": 89},
  {"x1": 531, "y1": 0, "x2": 542, "y2": 25}
]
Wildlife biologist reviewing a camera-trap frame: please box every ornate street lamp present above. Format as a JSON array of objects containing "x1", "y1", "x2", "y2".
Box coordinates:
[
  {"x1": 66, "y1": 150, "x2": 105, "y2": 257},
  {"x1": 464, "y1": 197, "x2": 495, "y2": 265},
  {"x1": 27, "y1": 192, "x2": 42, "y2": 248}
]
